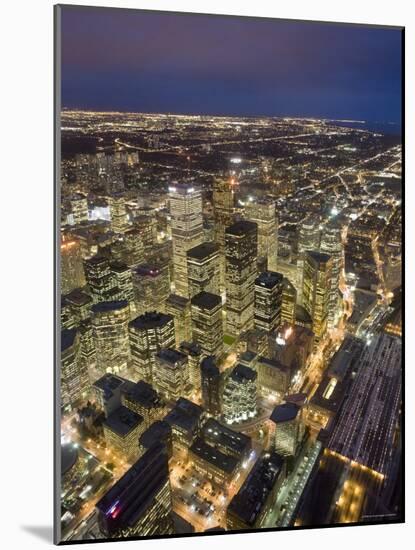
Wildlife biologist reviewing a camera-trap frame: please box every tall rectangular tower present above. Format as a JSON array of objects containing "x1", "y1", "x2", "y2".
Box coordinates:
[
  {"x1": 281, "y1": 277, "x2": 297, "y2": 326},
  {"x1": 186, "y1": 241, "x2": 221, "y2": 298},
  {"x1": 169, "y1": 184, "x2": 204, "y2": 298},
  {"x1": 191, "y1": 291, "x2": 223, "y2": 358},
  {"x1": 320, "y1": 220, "x2": 343, "y2": 328},
  {"x1": 245, "y1": 198, "x2": 278, "y2": 271},
  {"x1": 108, "y1": 193, "x2": 130, "y2": 234},
  {"x1": 225, "y1": 220, "x2": 258, "y2": 336},
  {"x1": 129, "y1": 312, "x2": 175, "y2": 383},
  {"x1": 254, "y1": 271, "x2": 284, "y2": 333},
  {"x1": 297, "y1": 215, "x2": 321, "y2": 299},
  {"x1": 302, "y1": 250, "x2": 333, "y2": 346},
  {"x1": 91, "y1": 301, "x2": 131, "y2": 374}
]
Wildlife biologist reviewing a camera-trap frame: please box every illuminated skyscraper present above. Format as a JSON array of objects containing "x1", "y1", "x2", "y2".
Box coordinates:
[
  {"x1": 122, "y1": 228, "x2": 145, "y2": 267},
  {"x1": 191, "y1": 291, "x2": 223, "y2": 358},
  {"x1": 245, "y1": 198, "x2": 278, "y2": 271},
  {"x1": 133, "y1": 263, "x2": 170, "y2": 315},
  {"x1": 133, "y1": 213, "x2": 157, "y2": 254},
  {"x1": 302, "y1": 251, "x2": 333, "y2": 346},
  {"x1": 108, "y1": 193, "x2": 130, "y2": 234},
  {"x1": 63, "y1": 289, "x2": 96, "y2": 369},
  {"x1": 212, "y1": 176, "x2": 237, "y2": 289},
  {"x1": 222, "y1": 364, "x2": 257, "y2": 424},
  {"x1": 96, "y1": 443, "x2": 174, "y2": 538},
  {"x1": 61, "y1": 329, "x2": 89, "y2": 412},
  {"x1": 271, "y1": 402, "x2": 303, "y2": 457},
  {"x1": 254, "y1": 271, "x2": 283, "y2": 333},
  {"x1": 110, "y1": 262, "x2": 135, "y2": 304},
  {"x1": 320, "y1": 220, "x2": 343, "y2": 328},
  {"x1": 225, "y1": 220, "x2": 258, "y2": 336},
  {"x1": 186, "y1": 241, "x2": 221, "y2": 298},
  {"x1": 179, "y1": 341, "x2": 203, "y2": 394},
  {"x1": 91, "y1": 300, "x2": 131, "y2": 374},
  {"x1": 153, "y1": 348, "x2": 190, "y2": 402},
  {"x1": 129, "y1": 312, "x2": 175, "y2": 382},
  {"x1": 169, "y1": 183, "x2": 204, "y2": 297},
  {"x1": 165, "y1": 294, "x2": 191, "y2": 346},
  {"x1": 281, "y1": 277, "x2": 297, "y2": 326},
  {"x1": 298, "y1": 216, "x2": 321, "y2": 257},
  {"x1": 64, "y1": 288, "x2": 92, "y2": 324},
  {"x1": 212, "y1": 176, "x2": 236, "y2": 244},
  {"x1": 200, "y1": 356, "x2": 222, "y2": 417},
  {"x1": 83, "y1": 255, "x2": 116, "y2": 304},
  {"x1": 297, "y1": 215, "x2": 321, "y2": 299},
  {"x1": 78, "y1": 320, "x2": 96, "y2": 371},
  {"x1": 69, "y1": 193, "x2": 89, "y2": 225},
  {"x1": 61, "y1": 237, "x2": 86, "y2": 294},
  {"x1": 61, "y1": 297, "x2": 75, "y2": 330}
]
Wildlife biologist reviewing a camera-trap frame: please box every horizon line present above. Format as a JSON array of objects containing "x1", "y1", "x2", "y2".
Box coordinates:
[{"x1": 61, "y1": 107, "x2": 400, "y2": 126}]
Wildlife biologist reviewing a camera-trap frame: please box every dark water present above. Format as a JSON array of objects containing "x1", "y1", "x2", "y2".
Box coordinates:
[{"x1": 329, "y1": 120, "x2": 402, "y2": 137}]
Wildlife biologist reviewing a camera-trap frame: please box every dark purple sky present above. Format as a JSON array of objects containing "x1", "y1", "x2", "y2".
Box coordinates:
[{"x1": 60, "y1": 6, "x2": 402, "y2": 123}]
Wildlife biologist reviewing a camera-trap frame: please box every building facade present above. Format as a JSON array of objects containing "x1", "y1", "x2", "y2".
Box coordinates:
[
  {"x1": 281, "y1": 277, "x2": 297, "y2": 326},
  {"x1": 225, "y1": 220, "x2": 258, "y2": 336},
  {"x1": 297, "y1": 215, "x2": 321, "y2": 298},
  {"x1": 254, "y1": 271, "x2": 283, "y2": 333},
  {"x1": 165, "y1": 293, "x2": 191, "y2": 346},
  {"x1": 302, "y1": 251, "x2": 333, "y2": 346},
  {"x1": 169, "y1": 184, "x2": 204, "y2": 298},
  {"x1": 108, "y1": 193, "x2": 130, "y2": 234},
  {"x1": 61, "y1": 238, "x2": 86, "y2": 294},
  {"x1": 245, "y1": 198, "x2": 278, "y2": 271},
  {"x1": 201, "y1": 356, "x2": 222, "y2": 417},
  {"x1": 320, "y1": 220, "x2": 343, "y2": 328},
  {"x1": 129, "y1": 311, "x2": 175, "y2": 382},
  {"x1": 191, "y1": 291, "x2": 223, "y2": 358},
  {"x1": 96, "y1": 443, "x2": 174, "y2": 538},
  {"x1": 61, "y1": 329, "x2": 89, "y2": 412},
  {"x1": 222, "y1": 364, "x2": 258, "y2": 425},
  {"x1": 153, "y1": 348, "x2": 190, "y2": 402},
  {"x1": 186, "y1": 241, "x2": 221, "y2": 298}
]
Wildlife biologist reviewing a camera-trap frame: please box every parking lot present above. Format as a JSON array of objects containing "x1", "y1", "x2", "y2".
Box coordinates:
[{"x1": 170, "y1": 459, "x2": 229, "y2": 530}]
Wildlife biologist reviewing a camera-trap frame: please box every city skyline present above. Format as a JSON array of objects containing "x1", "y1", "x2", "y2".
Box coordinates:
[{"x1": 57, "y1": 6, "x2": 403, "y2": 545}]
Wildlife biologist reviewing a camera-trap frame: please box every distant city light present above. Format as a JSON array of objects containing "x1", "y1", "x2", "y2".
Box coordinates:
[
  {"x1": 276, "y1": 335, "x2": 286, "y2": 346},
  {"x1": 89, "y1": 206, "x2": 110, "y2": 221},
  {"x1": 284, "y1": 326, "x2": 293, "y2": 339}
]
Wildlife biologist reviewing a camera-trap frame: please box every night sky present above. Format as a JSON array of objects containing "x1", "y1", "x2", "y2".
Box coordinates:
[{"x1": 60, "y1": 6, "x2": 402, "y2": 123}]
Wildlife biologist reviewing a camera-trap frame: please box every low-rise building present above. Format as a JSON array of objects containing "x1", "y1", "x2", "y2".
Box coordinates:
[
  {"x1": 164, "y1": 398, "x2": 204, "y2": 458},
  {"x1": 222, "y1": 364, "x2": 258, "y2": 425},
  {"x1": 227, "y1": 452, "x2": 285, "y2": 530},
  {"x1": 121, "y1": 379, "x2": 165, "y2": 427}
]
